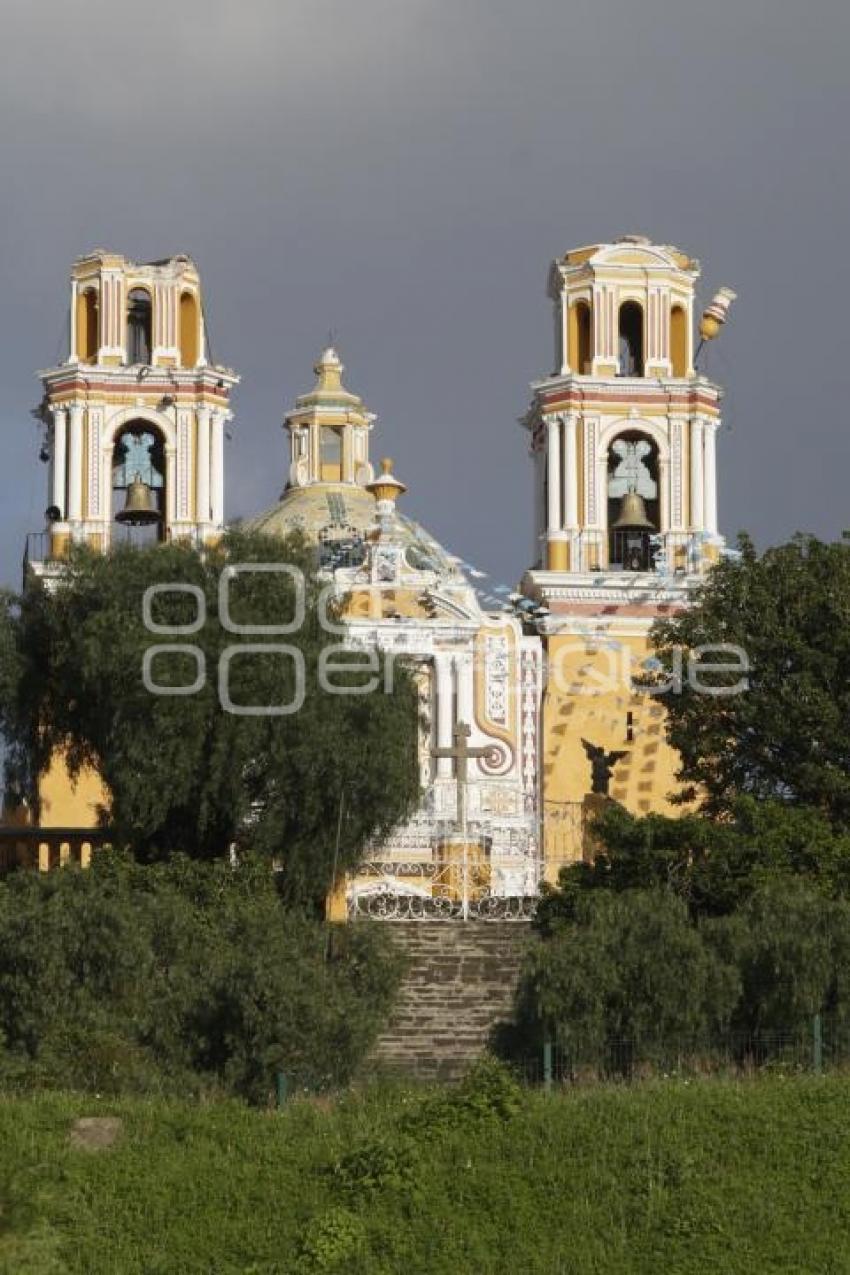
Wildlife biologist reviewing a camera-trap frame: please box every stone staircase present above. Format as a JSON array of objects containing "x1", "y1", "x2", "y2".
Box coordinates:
[{"x1": 368, "y1": 922, "x2": 533, "y2": 1082}]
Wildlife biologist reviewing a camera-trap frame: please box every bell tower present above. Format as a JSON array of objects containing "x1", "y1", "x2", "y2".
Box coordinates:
[
  {"x1": 522, "y1": 235, "x2": 737, "y2": 823},
  {"x1": 525, "y1": 235, "x2": 734, "y2": 577},
  {"x1": 28, "y1": 251, "x2": 239, "y2": 574}
]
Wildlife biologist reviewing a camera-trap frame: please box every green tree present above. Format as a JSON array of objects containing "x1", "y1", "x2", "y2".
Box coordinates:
[
  {"x1": 1, "y1": 531, "x2": 420, "y2": 906},
  {"x1": 520, "y1": 889, "x2": 740, "y2": 1067},
  {"x1": 703, "y1": 880, "x2": 850, "y2": 1037},
  {"x1": 536, "y1": 797, "x2": 850, "y2": 926},
  {"x1": 650, "y1": 533, "x2": 850, "y2": 826},
  {"x1": 0, "y1": 852, "x2": 401, "y2": 1101}
]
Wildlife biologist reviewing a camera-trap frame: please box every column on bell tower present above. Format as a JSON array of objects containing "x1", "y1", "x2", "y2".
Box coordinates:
[
  {"x1": 690, "y1": 417, "x2": 705, "y2": 533},
  {"x1": 541, "y1": 411, "x2": 583, "y2": 572},
  {"x1": 545, "y1": 414, "x2": 564, "y2": 569},
  {"x1": 703, "y1": 421, "x2": 719, "y2": 538}
]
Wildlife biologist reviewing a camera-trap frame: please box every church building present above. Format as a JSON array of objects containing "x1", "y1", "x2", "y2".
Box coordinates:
[{"x1": 17, "y1": 237, "x2": 735, "y2": 913}]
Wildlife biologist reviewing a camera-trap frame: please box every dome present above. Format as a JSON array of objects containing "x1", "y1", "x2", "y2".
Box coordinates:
[{"x1": 243, "y1": 482, "x2": 463, "y2": 578}]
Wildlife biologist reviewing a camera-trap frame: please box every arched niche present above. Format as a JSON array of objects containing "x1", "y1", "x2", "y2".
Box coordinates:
[
  {"x1": 111, "y1": 418, "x2": 166, "y2": 545},
  {"x1": 617, "y1": 300, "x2": 644, "y2": 376},
  {"x1": 76, "y1": 288, "x2": 99, "y2": 363},
  {"x1": 568, "y1": 299, "x2": 592, "y2": 373},
  {"x1": 179, "y1": 291, "x2": 199, "y2": 367},
  {"x1": 605, "y1": 428, "x2": 660, "y2": 571},
  {"x1": 670, "y1": 304, "x2": 688, "y2": 376},
  {"x1": 126, "y1": 288, "x2": 153, "y2": 365},
  {"x1": 320, "y1": 425, "x2": 343, "y2": 481}
]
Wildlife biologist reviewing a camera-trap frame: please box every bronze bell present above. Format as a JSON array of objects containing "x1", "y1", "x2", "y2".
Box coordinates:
[
  {"x1": 115, "y1": 473, "x2": 161, "y2": 526},
  {"x1": 612, "y1": 489, "x2": 654, "y2": 530}
]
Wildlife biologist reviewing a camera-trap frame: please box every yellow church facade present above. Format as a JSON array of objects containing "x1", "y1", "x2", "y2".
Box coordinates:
[{"x1": 14, "y1": 236, "x2": 736, "y2": 913}]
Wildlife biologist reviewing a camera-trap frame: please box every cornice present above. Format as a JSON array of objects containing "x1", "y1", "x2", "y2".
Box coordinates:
[{"x1": 522, "y1": 568, "x2": 700, "y2": 609}]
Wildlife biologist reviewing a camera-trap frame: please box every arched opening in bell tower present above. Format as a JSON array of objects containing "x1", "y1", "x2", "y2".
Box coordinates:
[
  {"x1": 111, "y1": 421, "x2": 165, "y2": 546},
  {"x1": 76, "y1": 288, "x2": 99, "y2": 363},
  {"x1": 179, "y1": 291, "x2": 199, "y2": 367},
  {"x1": 607, "y1": 430, "x2": 659, "y2": 570},
  {"x1": 126, "y1": 288, "x2": 153, "y2": 365},
  {"x1": 617, "y1": 301, "x2": 644, "y2": 376},
  {"x1": 670, "y1": 304, "x2": 688, "y2": 376},
  {"x1": 568, "y1": 299, "x2": 592, "y2": 373},
  {"x1": 320, "y1": 426, "x2": 343, "y2": 481}
]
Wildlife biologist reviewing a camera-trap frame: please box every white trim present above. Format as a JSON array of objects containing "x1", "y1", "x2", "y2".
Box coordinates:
[
  {"x1": 562, "y1": 413, "x2": 579, "y2": 530},
  {"x1": 703, "y1": 419, "x2": 719, "y2": 537},
  {"x1": 51, "y1": 407, "x2": 67, "y2": 516},
  {"x1": 690, "y1": 418, "x2": 705, "y2": 531},
  {"x1": 597, "y1": 414, "x2": 671, "y2": 463},
  {"x1": 434, "y1": 654, "x2": 454, "y2": 779},
  {"x1": 545, "y1": 414, "x2": 561, "y2": 533},
  {"x1": 196, "y1": 406, "x2": 211, "y2": 527},
  {"x1": 211, "y1": 410, "x2": 225, "y2": 527},
  {"x1": 100, "y1": 405, "x2": 177, "y2": 452},
  {"x1": 67, "y1": 405, "x2": 84, "y2": 523}
]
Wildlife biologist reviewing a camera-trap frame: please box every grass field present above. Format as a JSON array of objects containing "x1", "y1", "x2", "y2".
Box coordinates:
[{"x1": 1, "y1": 1075, "x2": 849, "y2": 1274}]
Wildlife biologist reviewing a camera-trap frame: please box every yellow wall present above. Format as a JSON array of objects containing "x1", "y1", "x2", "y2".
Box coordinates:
[
  {"x1": 76, "y1": 288, "x2": 98, "y2": 363},
  {"x1": 568, "y1": 300, "x2": 591, "y2": 373},
  {"x1": 547, "y1": 538, "x2": 569, "y2": 570},
  {"x1": 38, "y1": 750, "x2": 109, "y2": 829},
  {"x1": 542, "y1": 631, "x2": 685, "y2": 821},
  {"x1": 179, "y1": 291, "x2": 199, "y2": 367},
  {"x1": 671, "y1": 305, "x2": 687, "y2": 376}
]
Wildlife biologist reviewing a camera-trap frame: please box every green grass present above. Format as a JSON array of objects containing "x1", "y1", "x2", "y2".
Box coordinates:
[{"x1": 2, "y1": 1076, "x2": 850, "y2": 1273}]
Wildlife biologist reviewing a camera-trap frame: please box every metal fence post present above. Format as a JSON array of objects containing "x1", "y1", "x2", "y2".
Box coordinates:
[
  {"x1": 543, "y1": 1039, "x2": 553, "y2": 1091},
  {"x1": 275, "y1": 1071, "x2": 289, "y2": 1108},
  {"x1": 813, "y1": 1013, "x2": 823, "y2": 1075}
]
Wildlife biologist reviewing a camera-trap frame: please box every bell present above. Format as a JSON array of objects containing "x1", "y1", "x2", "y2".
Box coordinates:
[
  {"x1": 612, "y1": 489, "x2": 654, "y2": 531},
  {"x1": 115, "y1": 473, "x2": 161, "y2": 526}
]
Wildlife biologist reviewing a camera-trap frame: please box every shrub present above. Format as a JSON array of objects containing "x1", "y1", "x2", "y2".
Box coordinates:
[
  {"x1": 0, "y1": 852, "x2": 401, "y2": 1102},
  {"x1": 514, "y1": 889, "x2": 740, "y2": 1069},
  {"x1": 295, "y1": 1207, "x2": 368, "y2": 1273},
  {"x1": 703, "y1": 879, "x2": 850, "y2": 1036}
]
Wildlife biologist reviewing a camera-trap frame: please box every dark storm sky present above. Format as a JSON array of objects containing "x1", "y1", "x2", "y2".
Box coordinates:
[{"x1": 1, "y1": 0, "x2": 847, "y2": 591}]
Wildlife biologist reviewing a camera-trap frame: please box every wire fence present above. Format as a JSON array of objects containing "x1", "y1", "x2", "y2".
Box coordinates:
[{"x1": 515, "y1": 1016, "x2": 845, "y2": 1086}]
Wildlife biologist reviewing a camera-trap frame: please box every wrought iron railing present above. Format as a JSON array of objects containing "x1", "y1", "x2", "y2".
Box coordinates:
[
  {"x1": 347, "y1": 849, "x2": 580, "y2": 922},
  {"x1": 23, "y1": 523, "x2": 213, "y2": 570}
]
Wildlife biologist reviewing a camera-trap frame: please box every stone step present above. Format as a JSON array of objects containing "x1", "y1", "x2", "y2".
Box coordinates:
[{"x1": 366, "y1": 921, "x2": 534, "y2": 1083}]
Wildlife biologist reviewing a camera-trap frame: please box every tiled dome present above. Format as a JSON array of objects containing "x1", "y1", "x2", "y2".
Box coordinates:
[{"x1": 243, "y1": 482, "x2": 462, "y2": 577}]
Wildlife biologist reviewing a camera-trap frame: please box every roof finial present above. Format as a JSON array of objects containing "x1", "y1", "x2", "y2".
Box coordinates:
[
  {"x1": 313, "y1": 343, "x2": 344, "y2": 390},
  {"x1": 367, "y1": 457, "x2": 407, "y2": 530}
]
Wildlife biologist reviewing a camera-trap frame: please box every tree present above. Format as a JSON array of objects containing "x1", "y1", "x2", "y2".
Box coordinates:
[
  {"x1": 0, "y1": 851, "x2": 402, "y2": 1100},
  {"x1": 519, "y1": 889, "x2": 740, "y2": 1068},
  {"x1": 650, "y1": 534, "x2": 850, "y2": 826},
  {"x1": 1, "y1": 531, "x2": 421, "y2": 906},
  {"x1": 535, "y1": 797, "x2": 850, "y2": 927},
  {"x1": 702, "y1": 879, "x2": 850, "y2": 1038}
]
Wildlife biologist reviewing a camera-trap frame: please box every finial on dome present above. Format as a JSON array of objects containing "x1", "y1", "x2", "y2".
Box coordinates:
[
  {"x1": 695, "y1": 286, "x2": 737, "y2": 367},
  {"x1": 367, "y1": 457, "x2": 407, "y2": 508},
  {"x1": 313, "y1": 345, "x2": 344, "y2": 391},
  {"x1": 698, "y1": 287, "x2": 737, "y2": 342}
]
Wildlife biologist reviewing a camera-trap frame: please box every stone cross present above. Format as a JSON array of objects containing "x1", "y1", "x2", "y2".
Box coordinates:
[{"x1": 431, "y1": 721, "x2": 492, "y2": 832}]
